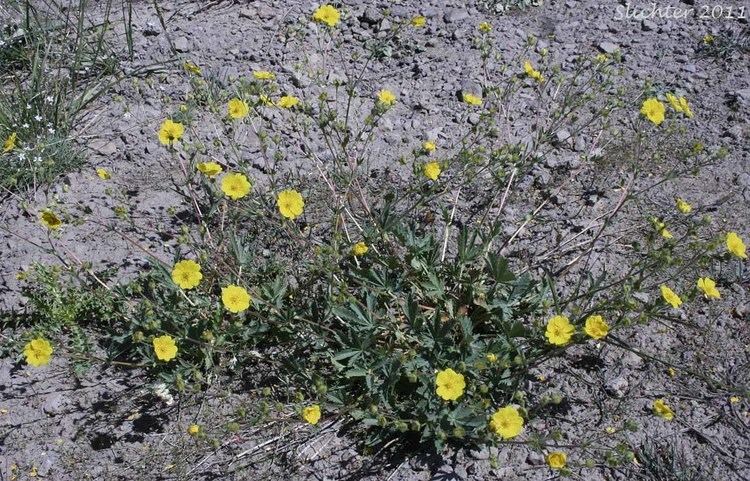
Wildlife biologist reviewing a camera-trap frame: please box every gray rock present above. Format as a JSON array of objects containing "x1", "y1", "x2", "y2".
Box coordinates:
[
  {"x1": 641, "y1": 19, "x2": 657, "y2": 31},
  {"x1": 37, "y1": 451, "x2": 59, "y2": 476},
  {"x1": 556, "y1": 129, "x2": 572, "y2": 144},
  {"x1": 632, "y1": 291, "x2": 650, "y2": 303},
  {"x1": 256, "y1": 6, "x2": 275, "y2": 19},
  {"x1": 173, "y1": 36, "x2": 189, "y2": 53},
  {"x1": 361, "y1": 7, "x2": 383, "y2": 25},
  {"x1": 526, "y1": 451, "x2": 545, "y2": 465},
  {"x1": 238, "y1": 7, "x2": 256, "y2": 19},
  {"x1": 468, "y1": 113, "x2": 481, "y2": 125},
  {"x1": 621, "y1": 351, "x2": 644, "y2": 368},
  {"x1": 532, "y1": 166, "x2": 552, "y2": 187},
  {"x1": 90, "y1": 140, "x2": 118, "y2": 156},
  {"x1": 444, "y1": 9, "x2": 469, "y2": 23},
  {"x1": 729, "y1": 88, "x2": 750, "y2": 109},
  {"x1": 42, "y1": 393, "x2": 66, "y2": 415},
  {"x1": 452, "y1": 28, "x2": 469, "y2": 40},
  {"x1": 598, "y1": 41, "x2": 620, "y2": 54},
  {"x1": 605, "y1": 375, "x2": 629, "y2": 398},
  {"x1": 142, "y1": 23, "x2": 160, "y2": 36},
  {"x1": 468, "y1": 447, "x2": 492, "y2": 460}
]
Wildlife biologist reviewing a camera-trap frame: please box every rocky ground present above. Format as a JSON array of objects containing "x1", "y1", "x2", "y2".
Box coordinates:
[{"x1": 1, "y1": 0, "x2": 749, "y2": 480}]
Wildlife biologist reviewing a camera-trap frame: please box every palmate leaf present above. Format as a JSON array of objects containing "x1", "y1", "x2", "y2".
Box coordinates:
[{"x1": 486, "y1": 253, "x2": 515, "y2": 283}]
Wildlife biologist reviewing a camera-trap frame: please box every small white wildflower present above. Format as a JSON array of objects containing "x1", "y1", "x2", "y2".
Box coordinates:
[
  {"x1": 48, "y1": 128, "x2": 56, "y2": 134},
  {"x1": 18, "y1": 153, "x2": 26, "y2": 161},
  {"x1": 22, "y1": 123, "x2": 29, "y2": 129},
  {"x1": 45, "y1": 96, "x2": 54, "y2": 103},
  {"x1": 26, "y1": 104, "x2": 32, "y2": 110},
  {"x1": 34, "y1": 115, "x2": 43, "y2": 122},
  {"x1": 33, "y1": 156, "x2": 42, "y2": 163}
]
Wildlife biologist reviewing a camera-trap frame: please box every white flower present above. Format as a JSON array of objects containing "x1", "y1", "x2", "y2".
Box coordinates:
[
  {"x1": 33, "y1": 156, "x2": 42, "y2": 163},
  {"x1": 18, "y1": 153, "x2": 26, "y2": 161},
  {"x1": 34, "y1": 115, "x2": 43, "y2": 122},
  {"x1": 45, "y1": 96, "x2": 54, "y2": 103},
  {"x1": 48, "y1": 128, "x2": 56, "y2": 134},
  {"x1": 22, "y1": 123, "x2": 29, "y2": 129}
]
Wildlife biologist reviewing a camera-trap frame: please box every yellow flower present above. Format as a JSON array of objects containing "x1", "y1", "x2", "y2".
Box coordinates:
[
  {"x1": 640, "y1": 98, "x2": 665, "y2": 126},
  {"x1": 703, "y1": 34, "x2": 714, "y2": 45},
  {"x1": 667, "y1": 367, "x2": 677, "y2": 378},
  {"x1": 435, "y1": 368, "x2": 466, "y2": 401},
  {"x1": 488, "y1": 406, "x2": 524, "y2": 439},
  {"x1": 196, "y1": 161, "x2": 223, "y2": 178},
  {"x1": 227, "y1": 98, "x2": 249, "y2": 120},
  {"x1": 352, "y1": 241, "x2": 368, "y2": 257},
  {"x1": 23, "y1": 338, "x2": 53, "y2": 367},
  {"x1": 697, "y1": 277, "x2": 720, "y2": 299},
  {"x1": 96, "y1": 168, "x2": 111, "y2": 180},
  {"x1": 277, "y1": 95, "x2": 300, "y2": 109},
  {"x1": 726, "y1": 232, "x2": 747, "y2": 259},
  {"x1": 730, "y1": 396, "x2": 741, "y2": 404},
  {"x1": 584, "y1": 315, "x2": 609, "y2": 339},
  {"x1": 652, "y1": 398, "x2": 674, "y2": 420},
  {"x1": 546, "y1": 451, "x2": 567, "y2": 470},
  {"x1": 221, "y1": 172, "x2": 252, "y2": 200},
  {"x1": 377, "y1": 89, "x2": 397, "y2": 107},
  {"x1": 171, "y1": 260, "x2": 203, "y2": 290},
  {"x1": 187, "y1": 424, "x2": 201, "y2": 436},
  {"x1": 222, "y1": 284, "x2": 251, "y2": 313},
  {"x1": 660, "y1": 285, "x2": 683, "y2": 309},
  {"x1": 523, "y1": 60, "x2": 545, "y2": 83},
  {"x1": 39, "y1": 210, "x2": 62, "y2": 230},
  {"x1": 313, "y1": 4, "x2": 340, "y2": 27},
  {"x1": 303, "y1": 404, "x2": 322, "y2": 425},
  {"x1": 411, "y1": 16, "x2": 426, "y2": 27},
  {"x1": 486, "y1": 353, "x2": 498, "y2": 363},
  {"x1": 462, "y1": 91, "x2": 482, "y2": 106},
  {"x1": 678, "y1": 97, "x2": 694, "y2": 118},
  {"x1": 651, "y1": 218, "x2": 673, "y2": 239},
  {"x1": 666, "y1": 93, "x2": 694, "y2": 118},
  {"x1": 675, "y1": 198, "x2": 692, "y2": 214},
  {"x1": 3, "y1": 132, "x2": 18, "y2": 152},
  {"x1": 478, "y1": 22, "x2": 492, "y2": 33},
  {"x1": 158, "y1": 119, "x2": 185, "y2": 146},
  {"x1": 252, "y1": 70, "x2": 275, "y2": 81},
  {"x1": 183, "y1": 61, "x2": 202, "y2": 75},
  {"x1": 277, "y1": 189, "x2": 305, "y2": 220},
  {"x1": 422, "y1": 140, "x2": 436, "y2": 153},
  {"x1": 545, "y1": 315, "x2": 575, "y2": 346},
  {"x1": 259, "y1": 94, "x2": 273, "y2": 106},
  {"x1": 153, "y1": 335, "x2": 178, "y2": 361},
  {"x1": 595, "y1": 53, "x2": 608, "y2": 63},
  {"x1": 423, "y1": 161, "x2": 442, "y2": 181}
]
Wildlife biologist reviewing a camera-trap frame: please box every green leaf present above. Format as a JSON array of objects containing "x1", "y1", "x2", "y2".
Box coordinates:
[{"x1": 487, "y1": 253, "x2": 515, "y2": 283}]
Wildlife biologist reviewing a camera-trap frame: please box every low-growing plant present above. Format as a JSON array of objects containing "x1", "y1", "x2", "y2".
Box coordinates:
[{"x1": 4, "y1": 3, "x2": 748, "y2": 469}]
